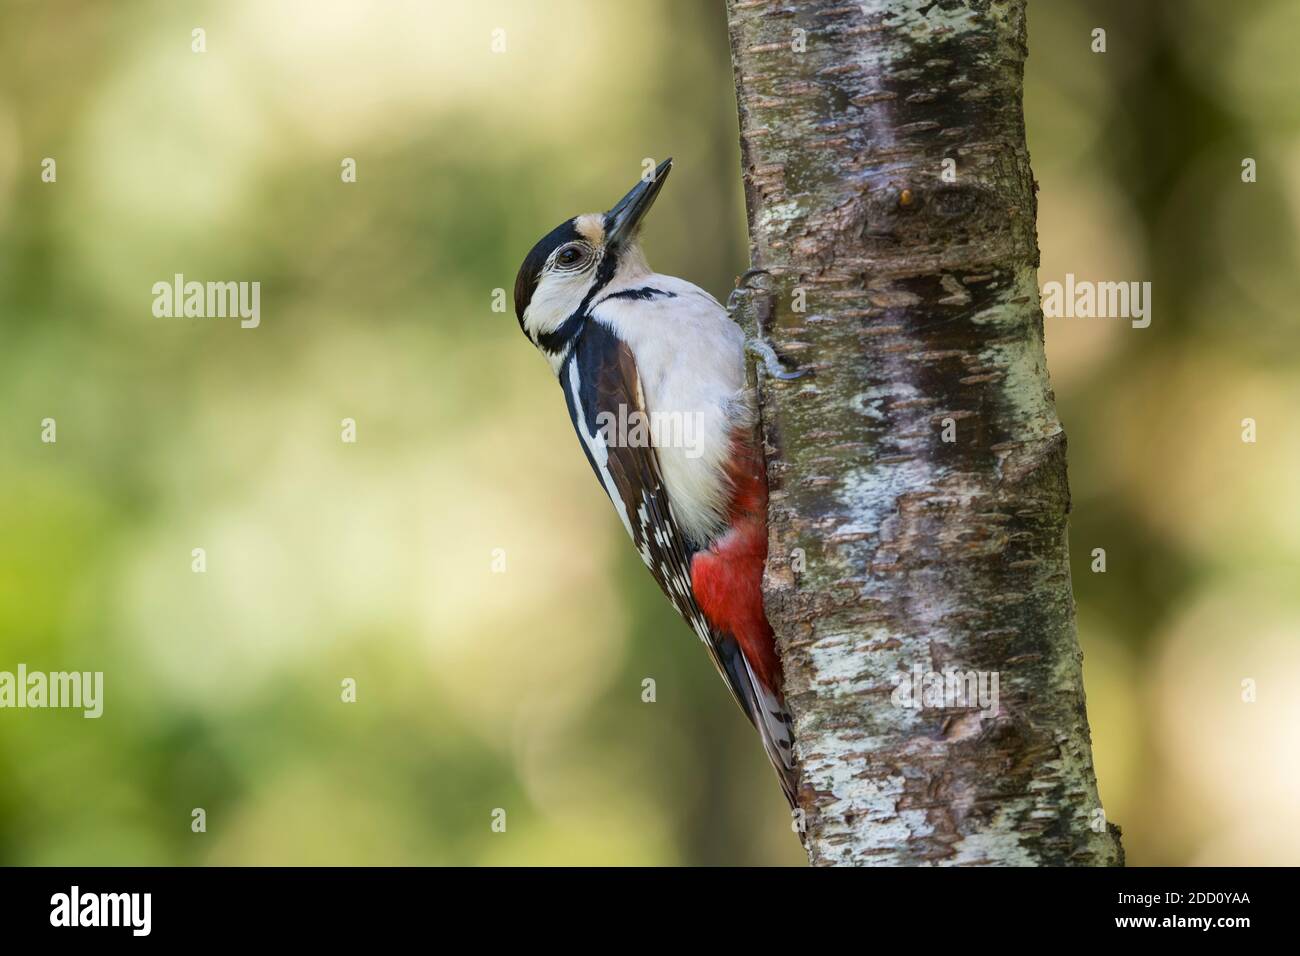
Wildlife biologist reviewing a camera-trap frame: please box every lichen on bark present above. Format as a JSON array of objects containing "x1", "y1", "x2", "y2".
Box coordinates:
[{"x1": 726, "y1": 0, "x2": 1123, "y2": 866}]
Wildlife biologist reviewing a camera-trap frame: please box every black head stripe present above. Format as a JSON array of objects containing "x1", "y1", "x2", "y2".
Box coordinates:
[
  {"x1": 513, "y1": 219, "x2": 582, "y2": 329},
  {"x1": 535, "y1": 313, "x2": 584, "y2": 354},
  {"x1": 599, "y1": 286, "x2": 676, "y2": 304},
  {"x1": 535, "y1": 247, "x2": 619, "y2": 356},
  {"x1": 580, "y1": 245, "x2": 618, "y2": 313}
]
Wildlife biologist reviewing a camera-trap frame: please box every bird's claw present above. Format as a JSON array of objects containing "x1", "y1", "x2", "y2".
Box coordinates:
[
  {"x1": 746, "y1": 338, "x2": 809, "y2": 381},
  {"x1": 726, "y1": 268, "x2": 774, "y2": 312},
  {"x1": 730, "y1": 269, "x2": 805, "y2": 379}
]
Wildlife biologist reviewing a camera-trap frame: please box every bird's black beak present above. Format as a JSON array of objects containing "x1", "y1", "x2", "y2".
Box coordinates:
[{"x1": 605, "y1": 158, "x2": 672, "y2": 247}]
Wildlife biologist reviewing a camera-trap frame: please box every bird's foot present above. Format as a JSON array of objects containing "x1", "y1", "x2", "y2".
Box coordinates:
[
  {"x1": 745, "y1": 337, "x2": 809, "y2": 381},
  {"x1": 726, "y1": 268, "x2": 773, "y2": 312}
]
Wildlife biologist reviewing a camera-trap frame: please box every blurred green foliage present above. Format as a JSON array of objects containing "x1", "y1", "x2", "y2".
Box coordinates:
[{"x1": 0, "y1": 0, "x2": 1296, "y2": 866}]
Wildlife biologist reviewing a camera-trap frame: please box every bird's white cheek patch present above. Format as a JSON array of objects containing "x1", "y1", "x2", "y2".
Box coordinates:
[{"x1": 527, "y1": 274, "x2": 587, "y2": 333}]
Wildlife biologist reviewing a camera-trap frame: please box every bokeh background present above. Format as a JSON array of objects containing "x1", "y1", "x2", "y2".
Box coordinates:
[{"x1": 0, "y1": 0, "x2": 1295, "y2": 866}]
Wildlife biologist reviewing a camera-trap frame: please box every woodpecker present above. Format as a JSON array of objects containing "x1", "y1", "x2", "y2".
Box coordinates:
[{"x1": 513, "y1": 159, "x2": 798, "y2": 807}]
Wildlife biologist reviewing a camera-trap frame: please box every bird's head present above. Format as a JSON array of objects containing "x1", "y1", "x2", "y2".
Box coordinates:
[{"x1": 514, "y1": 158, "x2": 671, "y2": 364}]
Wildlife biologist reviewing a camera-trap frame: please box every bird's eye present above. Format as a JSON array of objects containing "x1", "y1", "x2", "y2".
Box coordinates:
[{"x1": 555, "y1": 245, "x2": 587, "y2": 268}]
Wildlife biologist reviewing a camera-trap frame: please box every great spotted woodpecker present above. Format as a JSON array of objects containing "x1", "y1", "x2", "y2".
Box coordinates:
[{"x1": 513, "y1": 159, "x2": 798, "y2": 807}]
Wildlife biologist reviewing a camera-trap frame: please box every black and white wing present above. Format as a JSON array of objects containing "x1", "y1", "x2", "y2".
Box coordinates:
[
  {"x1": 558, "y1": 320, "x2": 744, "y2": 711},
  {"x1": 557, "y1": 319, "x2": 799, "y2": 807}
]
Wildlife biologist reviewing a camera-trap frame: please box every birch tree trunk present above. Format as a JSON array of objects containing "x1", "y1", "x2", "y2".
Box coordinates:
[{"x1": 726, "y1": 0, "x2": 1123, "y2": 866}]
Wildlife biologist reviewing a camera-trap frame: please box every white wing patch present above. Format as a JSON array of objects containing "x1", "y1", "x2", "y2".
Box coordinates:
[
  {"x1": 635, "y1": 489, "x2": 711, "y2": 645},
  {"x1": 567, "y1": 359, "x2": 634, "y2": 539}
]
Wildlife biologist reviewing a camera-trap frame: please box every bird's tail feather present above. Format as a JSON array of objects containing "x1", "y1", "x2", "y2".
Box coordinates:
[{"x1": 719, "y1": 636, "x2": 799, "y2": 810}]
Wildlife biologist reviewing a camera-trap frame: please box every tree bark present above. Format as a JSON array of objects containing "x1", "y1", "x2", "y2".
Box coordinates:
[{"x1": 726, "y1": 0, "x2": 1123, "y2": 866}]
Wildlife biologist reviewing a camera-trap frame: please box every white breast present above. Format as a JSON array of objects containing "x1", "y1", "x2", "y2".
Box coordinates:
[{"x1": 591, "y1": 273, "x2": 750, "y2": 547}]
